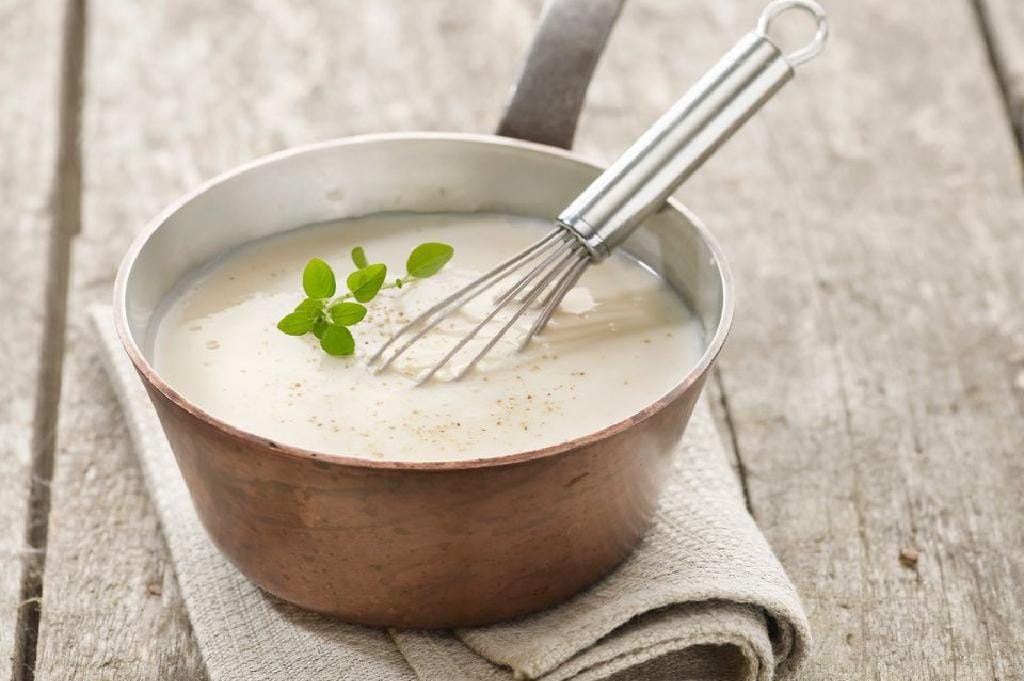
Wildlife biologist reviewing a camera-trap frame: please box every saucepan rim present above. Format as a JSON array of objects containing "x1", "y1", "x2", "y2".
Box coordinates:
[{"x1": 113, "y1": 131, "x2": 734, "y2": 471}]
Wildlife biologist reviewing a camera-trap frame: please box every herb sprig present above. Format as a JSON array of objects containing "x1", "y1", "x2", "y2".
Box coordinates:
[{"x1": 277, "y1": 242, "x2": 454, "y2": 356}]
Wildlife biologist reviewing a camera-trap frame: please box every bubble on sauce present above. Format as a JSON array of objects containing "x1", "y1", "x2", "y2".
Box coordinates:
[{"x1": 559, "y1": 286, "x2": 596, "y2": 314}]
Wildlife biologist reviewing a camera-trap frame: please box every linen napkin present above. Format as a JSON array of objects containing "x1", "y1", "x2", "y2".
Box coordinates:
[{"x1": 90, "y1": 305, "x2": 809, "y2": 681}]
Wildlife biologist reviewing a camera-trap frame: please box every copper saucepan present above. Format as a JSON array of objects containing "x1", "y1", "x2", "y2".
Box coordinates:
[{"x1": 113, "y1": 0, "x2": 733, "y2": 627}]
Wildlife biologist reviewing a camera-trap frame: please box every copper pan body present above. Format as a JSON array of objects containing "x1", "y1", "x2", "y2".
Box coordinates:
[{"x1": 113, "y1": 133, "x2": 733, "y2": 626}]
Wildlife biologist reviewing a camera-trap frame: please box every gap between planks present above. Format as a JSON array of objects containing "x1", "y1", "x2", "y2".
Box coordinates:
[
  {"x1": 971, "y1": 0, "x2": 1024, "y2": 177},
  {"x1": 706, "y1": 368, "x2": 754, "y2": 515},
  {"x1": 13, "y1": 1, "x2": 86, "y2": 680},
  {"x1": 713, "y1": 368, "x2": 753, "y2": 513}
]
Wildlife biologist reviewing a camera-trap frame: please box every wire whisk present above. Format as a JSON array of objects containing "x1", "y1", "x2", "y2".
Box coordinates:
[
  {"x1": 369, "y1": 0, "x2": 829, "y2": 383},
  {"x1": 368, "y1": 228, "x2": 590, "y2": 382}
]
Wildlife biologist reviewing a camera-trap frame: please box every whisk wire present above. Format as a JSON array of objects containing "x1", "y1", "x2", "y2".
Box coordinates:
[
  {"x1": 447, "y1": 245, "x2": 586, "y2": 382},
  {"x1": 415, "y1": 238, "x2": 581, "y2": 384},
  {"x1": 368, "y1": 228, "x2": 564, "y2": 372},
  {"x1": 518, "y1": 254, "x2": 590, "y2": 351},
  {"x1": 492, "y1": 232, "x2": 574, "y2": 306}
]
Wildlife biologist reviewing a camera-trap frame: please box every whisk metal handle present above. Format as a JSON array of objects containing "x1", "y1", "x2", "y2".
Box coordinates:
[{"x1": 558, "y1": 0, "x2": 829, "y2": 261}]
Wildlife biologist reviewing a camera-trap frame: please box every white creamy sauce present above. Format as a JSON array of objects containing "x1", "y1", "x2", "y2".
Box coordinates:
[{"x1": 152, "y1": 213, "x2": 704, "y2": 461}]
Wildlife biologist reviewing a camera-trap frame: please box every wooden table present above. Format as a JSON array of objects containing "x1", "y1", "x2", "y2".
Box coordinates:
[{"x1": 3, "y1": 1, "x2": 1023, "y2": 678}]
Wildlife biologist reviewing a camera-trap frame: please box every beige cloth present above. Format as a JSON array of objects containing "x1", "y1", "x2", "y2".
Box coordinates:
[{"x1": 91, "y1": 305, "x2": 809, "y2": 681}]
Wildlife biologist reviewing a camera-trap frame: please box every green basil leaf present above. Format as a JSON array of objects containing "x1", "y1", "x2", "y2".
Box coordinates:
[
  {"x1": 320, "y1": 324, "x2": 355, "y2": 356},
  {"x1": 277, "y1": 312, "x2": 315, "y2": 336},
  {"x1": 329, "y1": 301, "x2": 367, "y2": 326},
  {"x1": 312, "y1": 318, "x2": 328, "y2": 339},
  {"x1": 405, "y1": 242, "x2": 454, "y2": 278},
  {"x1": 351, "y1": 246, "x2": 368, "y2": 269},
  {"x1": 302, "y1": 258, "x2": 336, "y2": 298},
  {"x1": 346, "y1": 263, "x2": 387, "y2": 303}
]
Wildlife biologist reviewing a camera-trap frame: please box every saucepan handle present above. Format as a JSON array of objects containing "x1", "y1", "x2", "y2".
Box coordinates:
[{"x1": 496, "y1": 0, "x2": 625, "y2": 149}]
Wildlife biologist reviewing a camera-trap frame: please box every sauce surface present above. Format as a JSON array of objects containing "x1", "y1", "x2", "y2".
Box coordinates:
[{"x1": 153, "y1": 212, "x2": 704, "y2": 461}]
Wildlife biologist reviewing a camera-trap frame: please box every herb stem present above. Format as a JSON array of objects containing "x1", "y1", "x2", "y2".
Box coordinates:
[{"x1": 332, "y1": 278, "x2": 416, "y2": 303}]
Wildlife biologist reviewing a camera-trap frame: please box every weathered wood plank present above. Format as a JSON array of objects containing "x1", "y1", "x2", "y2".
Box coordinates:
[
  {"x1": 574, "y1": 0, "x2": 1024, "y2": 678},
  {"x1": 0, "y1": 1, "x2": 61, "y2": 679},
  {"x1": 32, "y1": 2, "x2": 542, "y2": 679},
  {"x1": 977, "y1": 0, "x2": 1024, "y2": 157},
  {"x1": 30, "y1": 1, "x2": 205, "y2": 677}
]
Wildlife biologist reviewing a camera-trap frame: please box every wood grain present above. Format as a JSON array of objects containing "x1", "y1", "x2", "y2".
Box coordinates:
[
  {"x1": 31, "y1": 1, "x2": 540, "y2": 679},
  {"x1": 574, "y1": 0, "x2": 1024, "y2": 678},
  {"x1": 977, "y1": 0, "x2": 1024, "y2": 155},
  {"x1": 0, "y1": 1, "x2": 61, "y2": 679}
]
